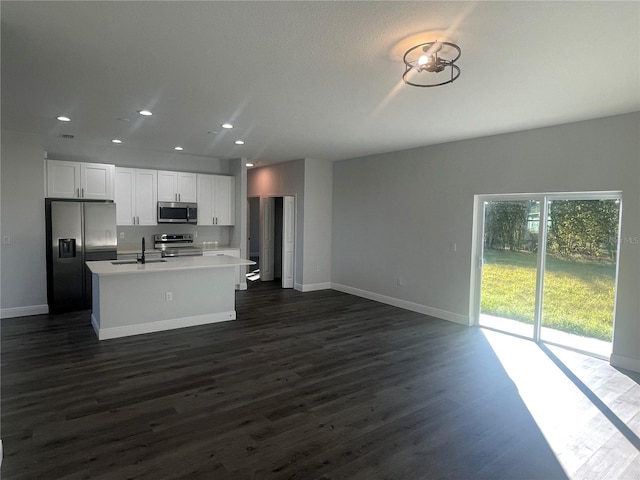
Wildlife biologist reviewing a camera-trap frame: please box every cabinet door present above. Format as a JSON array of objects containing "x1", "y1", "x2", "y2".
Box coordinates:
[
  {"x1": 213, "y1": 175, "x2": 235, "y2": 225},
  {"x1": 47, "y1": 160, "x2": 80, "y2": 198},
  {"x1": 134, "y1": 169, "x2": 157, "y2": 225},
  {"x1": 114, "y1": 167, "x2": 135, "y2": 225},
  {"x1": 177, "y1": 172, "x2": 197, "y2": 203},
  {"x1": 157, "y1": 170, "x2": 178, "y2": 201},
  {"x1": 81, "y1": 163, "x2": 114, "y2": 200},
  {"x1": 197, "y1": 174, "x2": 214, "y2": 226}
]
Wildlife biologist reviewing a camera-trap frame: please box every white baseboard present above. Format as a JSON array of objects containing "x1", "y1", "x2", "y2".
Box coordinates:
[
  {"x1": 299, "y1": 282, "x2": 332, "y2": 292},
  {"x1": 331, "y1": 283, "x2": 471, "y2": 326},
  {"x1": 1, "y1": 304, "x2": 48, "y2": 319},
  {"x1": 92, "y1": 311, "x2": 236, "y2": 340},
  {"x1": 610, "y1": 353, "x2": 640, "y2": 373},
  {"x1": 237, "y1": 282, "x2": 248, "y2": 291}
]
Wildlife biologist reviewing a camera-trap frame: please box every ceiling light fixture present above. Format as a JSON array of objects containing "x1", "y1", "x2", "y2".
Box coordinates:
[
  {"x1": 112, "y1": 139, "x2": 122, "y2": 144},
  {"x1": 246, "y1": 163, "x2": 254, "y2": 168},
  {"x1": 221, "y1": 123, "x2": 233, "y2": 129},
  {"x1": 138, "y1": 109, "x2": 153, "y2": 116},
  {"x1": 234, "y1": 140, "x2": 245, "y2": 145},
  {"x1": 402, "y1": 41, "x2": 461, "y2": 87},
  {"x1": 174, "y1": 146, "x2": 184, "y2": 151},
  {"x1": 56, "y1": 116, "x2": 71, "y2": 122}
]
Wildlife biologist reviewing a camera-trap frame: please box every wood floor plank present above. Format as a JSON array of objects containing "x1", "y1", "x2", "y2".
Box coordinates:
[{"x1": 2, "y1": 281, "x2": 638, "y2": 479}]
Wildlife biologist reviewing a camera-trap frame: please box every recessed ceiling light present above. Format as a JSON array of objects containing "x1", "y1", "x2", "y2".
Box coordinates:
[
  {"x1": 174, "y1": 146, "x2": 184, "y2": 151},
  {"x1": 138, "y1": 110, "x2": 153, "y2": 116},
  {"x1": 112, "y1": 139, "x2": 122, "y2": 144},
  {"x1": 235, "y1": 140, "x2": 245, "y2": 145},
  {"x1": 56, "y1": 116, "x2": 71, "y2": 122},
  {"x1": 221, "y1": 123, "x2": 233, "y2": 129},
  {"x1": 246, "y1": 163, "x2": 255, "y2": 167}
]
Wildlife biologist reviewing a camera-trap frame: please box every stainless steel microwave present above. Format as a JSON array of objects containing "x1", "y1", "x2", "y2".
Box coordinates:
[{"x1": 157, "y1": 202, "x2": 198, "y2": 224}]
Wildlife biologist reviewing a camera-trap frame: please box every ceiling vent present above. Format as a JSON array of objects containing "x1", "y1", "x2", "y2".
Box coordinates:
[{"x1": 58, "y1": 133, "x2": 75, "y2": 139}]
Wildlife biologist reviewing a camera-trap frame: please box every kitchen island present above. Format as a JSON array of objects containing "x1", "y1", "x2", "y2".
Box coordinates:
[{"x1": 86, "y1": 255, "x2": 254, "y2": 340}]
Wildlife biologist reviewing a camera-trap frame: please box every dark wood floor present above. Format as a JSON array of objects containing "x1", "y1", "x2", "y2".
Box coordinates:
[{"x1": 2, "y1": 282, "x2": 638, "y2": 479}]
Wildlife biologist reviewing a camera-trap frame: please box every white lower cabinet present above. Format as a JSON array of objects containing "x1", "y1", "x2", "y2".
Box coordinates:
[
  {"x1": 203, "y1": 249, "x2": 242, "y2": 288},
  {"x1": 115, "y1": 168, "x2": 158, "y2": 226}
]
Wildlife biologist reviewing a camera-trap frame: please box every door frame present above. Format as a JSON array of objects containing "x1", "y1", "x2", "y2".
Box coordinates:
[{"x1": 471, "y1": 191, "x2": 623, "y2": 353}]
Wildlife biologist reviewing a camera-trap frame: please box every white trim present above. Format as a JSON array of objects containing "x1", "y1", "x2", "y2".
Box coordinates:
[
  {"x1": 238, "y1": 282, "x2": 248, "y2": 291},
  {"x1": 92, "y1": 311, "x2": 236, "y2": 340},
  {"x1": 299, "y1": 282, "x2": 331, "y2": 292},
  {"x1": 1, "y1": 304, "x2": 48, "y2": 319},
  {"x1": 610, "y1": 353, "x2": 640, "y2": 373},
  {"x1": 331, "y1": 283, "x2": 471, "y2": 326}
]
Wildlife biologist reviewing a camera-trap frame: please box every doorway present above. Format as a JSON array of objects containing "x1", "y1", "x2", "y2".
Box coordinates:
[
  {"x1": 473, "y1": 193, "x2": 622, "y2": 358},
  {"x1": 247, "y1": 195, "x2": 295, "y2": 289}
]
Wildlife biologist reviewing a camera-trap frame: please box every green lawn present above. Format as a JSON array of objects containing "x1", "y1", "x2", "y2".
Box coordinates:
[{"x1": 481, "y1": 250, "x2": 616, "y2": 341}]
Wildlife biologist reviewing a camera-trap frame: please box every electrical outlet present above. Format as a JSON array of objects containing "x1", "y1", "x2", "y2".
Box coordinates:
[
  {"x1": 119, "y1": 232, "x2": 125, "y2": 239},
  {"x1": 450, "y1": 242, "x2": 457, "y2": 252},
  {"x1": 397, "y1": 277, "x2": 403, "y2": 286},
  {"x1": 2, "y1": 235, "x2": 10, "y2": 245},
  {"x1": 165, "y1": 292, "x2": 173, "y2": 302}
]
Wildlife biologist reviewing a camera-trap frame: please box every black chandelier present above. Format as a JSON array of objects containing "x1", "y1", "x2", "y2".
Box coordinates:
[{"x1": 402, "y1": 41, "x2": 461, "y2": 87}]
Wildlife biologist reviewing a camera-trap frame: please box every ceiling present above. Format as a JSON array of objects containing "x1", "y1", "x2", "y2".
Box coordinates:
[{"x1": 2, "y1": 1, "x2": 639, "y2": 166}]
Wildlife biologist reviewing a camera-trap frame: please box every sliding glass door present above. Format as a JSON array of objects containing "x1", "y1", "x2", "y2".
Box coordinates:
[
  {"x1": 478, "y1": 199, "x2": 540, "y2": 339},
  {"x1": 540, "y1": 199, "x2": 620, "y2": 356},
  {"x1": 475, "y1": 193, "x2": 621, "y2": 357}
]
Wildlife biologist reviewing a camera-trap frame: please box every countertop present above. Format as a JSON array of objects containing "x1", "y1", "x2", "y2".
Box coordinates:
[{"x1": 87, "y1": 254, "x2": 254, "y2": 276}]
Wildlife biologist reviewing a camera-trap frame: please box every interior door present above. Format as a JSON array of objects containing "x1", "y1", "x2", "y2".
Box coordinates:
[
  {"x1": 261, "y1": 197, "x2": 275, "y2": 282},
  {"x1": 281, "y1": 196, "x2": 295, "y2": 288}
]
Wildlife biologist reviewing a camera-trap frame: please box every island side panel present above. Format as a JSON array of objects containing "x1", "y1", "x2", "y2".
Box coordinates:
[{"x1": 95, "y1": 266, "x2": 236, "y2": 340}]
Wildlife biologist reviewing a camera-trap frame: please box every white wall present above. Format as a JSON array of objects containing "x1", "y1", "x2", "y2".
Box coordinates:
[
  {"x1": 44, "y1": 139, "x2": 231, "y2": 174},
  {"x1": 1, "y1": 129, "x2": 244, "y2": 316},
  {"x1": 332, "y1": 113, "x2": 640, "y2": 372},
  {"x1": 1, "y1": 130, "x2": 48, "y2": 316}
]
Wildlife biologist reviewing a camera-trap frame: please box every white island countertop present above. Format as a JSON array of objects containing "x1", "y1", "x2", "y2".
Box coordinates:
[{"x1": 87, "y1": 254, "x2": 254, "y2": 276}]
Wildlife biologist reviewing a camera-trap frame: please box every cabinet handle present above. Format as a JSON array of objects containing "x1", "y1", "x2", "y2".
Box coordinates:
[
  {"x1": 133, "y1": 216, "x2": 136, "y2": 225},
  {"x1": 76, "y1": 188, "x2": 80, "y2": 198},
  {"x1": 81, "y1": 188, "x2": 84, "y2": 198},
  {"x1": 137, "y1": 216, "x2": 140, "y2": 224},
  {"x1": 178, "y1": 193, "x2": 181, "y2": 201}
]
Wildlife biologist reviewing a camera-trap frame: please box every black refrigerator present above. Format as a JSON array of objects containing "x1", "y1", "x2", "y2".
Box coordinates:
[{"x1": 45, "y1": 199, "x2": 117, "y2": 313}]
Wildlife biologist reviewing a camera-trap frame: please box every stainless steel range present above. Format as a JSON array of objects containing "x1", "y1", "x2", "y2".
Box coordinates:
[{"x1": 154, "y1": 233, "x2": 202, "y2": 257}]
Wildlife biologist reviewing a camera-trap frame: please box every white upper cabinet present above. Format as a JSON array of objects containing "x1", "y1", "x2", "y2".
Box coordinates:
[
  {"x1": 47, "y1": 160, "x2": 114, "y2": 200},
  {"x1": 115, "y1": 167, "x2": 157, "y2": 226},
  {"x1": 157, "y1": 170, "x2": 197, "y2": 203},
  {"x1": 213, "y1": 175, "x2": 235, "y2": 225},
  {"x1": 197, "y1": 174, "x2": 235, "y2": 226}
]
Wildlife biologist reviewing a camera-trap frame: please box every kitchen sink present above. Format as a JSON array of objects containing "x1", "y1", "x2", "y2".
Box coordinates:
[{"x1": 111, "y1": 259, "x2": 167, "y2": 265}]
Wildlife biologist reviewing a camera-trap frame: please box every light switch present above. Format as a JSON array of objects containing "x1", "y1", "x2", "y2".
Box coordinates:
[
  {"x1": 119, "y1": 232, "x2": 125, "y2": 239},
  {"x1": 2, "y1": 235, "x2": 10, "y2": 245}
]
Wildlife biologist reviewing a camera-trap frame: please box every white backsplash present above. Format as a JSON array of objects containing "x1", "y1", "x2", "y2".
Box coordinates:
[{"x1": 117, "y1": 225, "x2": 232, "y2": 249}]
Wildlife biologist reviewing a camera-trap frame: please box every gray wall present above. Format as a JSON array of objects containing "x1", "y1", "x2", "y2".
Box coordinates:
[
  {"x1": 247, "y1": 159, "x2": 305, "y2": 287},
  {"x1": 302, "y1": 159, "x2": 333, "y2": 289},
  {"x1": 332, "y1": 113, "x2": 640, "y2": 371},
  {"x1": 1, "y1": 130, "x2": 48, "y2": 315},
  {"x1": 0, "y1": 129, "x2": 243, "y2": 316},
  {"x1": 247, "y1": 158, "x2": 333, "y2": 291}
]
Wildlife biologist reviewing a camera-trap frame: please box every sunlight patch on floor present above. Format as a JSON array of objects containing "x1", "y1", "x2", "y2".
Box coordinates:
[
  {"x1": 480, "y1": 329, "x2": 640, "y2": 479},
  {"x1": 480, "y1": 314, "x2": 612, "y2": 358}
]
